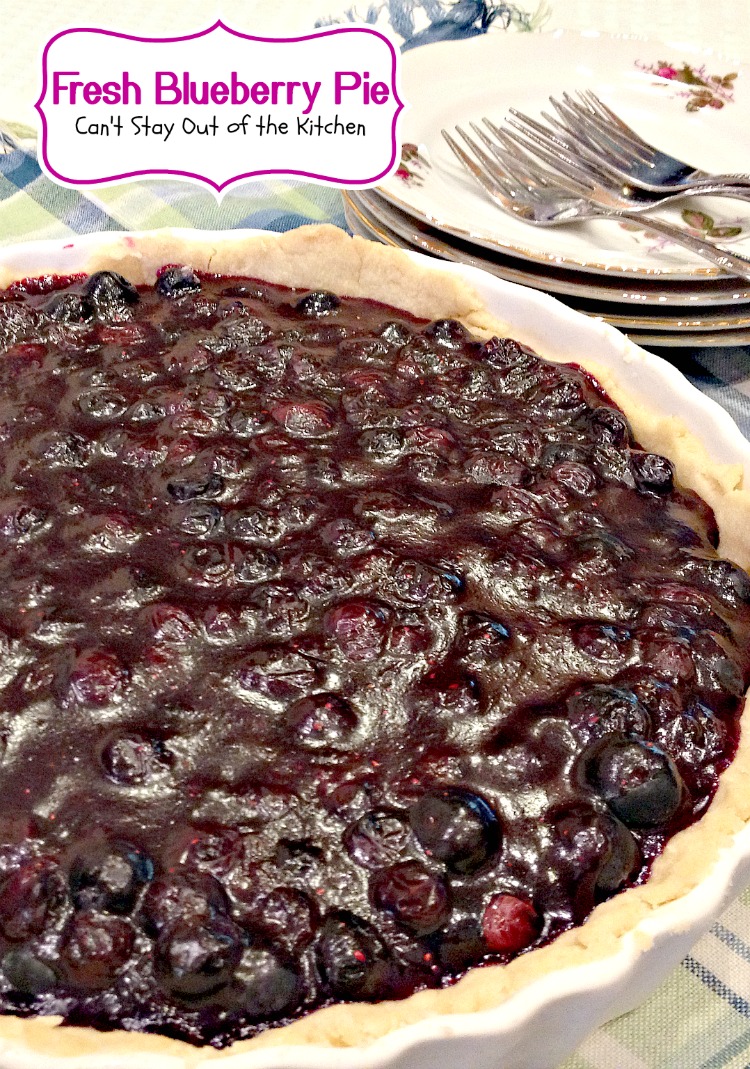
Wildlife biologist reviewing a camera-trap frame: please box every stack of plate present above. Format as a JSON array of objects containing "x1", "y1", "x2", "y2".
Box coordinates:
[{"x1": 346, "y1": 31, "x2": 750, "y2": 348}]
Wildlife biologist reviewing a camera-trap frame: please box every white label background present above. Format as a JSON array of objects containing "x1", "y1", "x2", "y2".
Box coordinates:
[{"x1": 36, "y1": 23, "x2": 405, "y2": 193}]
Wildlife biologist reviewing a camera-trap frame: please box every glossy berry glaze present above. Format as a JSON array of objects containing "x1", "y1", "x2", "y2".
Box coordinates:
[{"x1": 0, "y1": 265, "x2": 748, "y2": 1047}]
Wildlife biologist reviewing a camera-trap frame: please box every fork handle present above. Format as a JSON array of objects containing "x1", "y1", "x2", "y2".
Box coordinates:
[
  {"x1": 689, "y1": 174, "x2": 750, "y2": 191},
  {"x1": 681, "y1": 180, "x2": 750, "y2": 200},
  {"x1": 612, "y1": 208, "x2": 750, "y2": 282}
]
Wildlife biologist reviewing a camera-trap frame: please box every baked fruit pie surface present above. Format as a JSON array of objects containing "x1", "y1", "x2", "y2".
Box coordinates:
[{"x1": 0, "y1": 227, "x2": 748, "y2": 1059}]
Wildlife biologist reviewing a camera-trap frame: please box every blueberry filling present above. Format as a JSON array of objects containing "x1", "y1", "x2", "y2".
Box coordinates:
[{"x1": 0, "y1": 268, "x2": 747, "y2": 1046}]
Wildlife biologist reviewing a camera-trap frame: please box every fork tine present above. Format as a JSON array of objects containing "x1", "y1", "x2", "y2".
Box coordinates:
[
  {"x1": 454, "y1": 125, "x2": 516, "y2": 192},
  {"x1": 506, "y1": 109, "x2": 572, "y2": 151},
  {"x1": 486, "y1": 119, "x2": 599, "y2": 195},
  {"x1": 578, "y1": 91, "x2": 642, "y2": 138},
  {"x1": 476, "y1": 124, "x2": 602, "y2": 207},
  {"x1": 489, "y1": 137, "x2": 581, "y2": 199},
  {"x1": 444, "y1": 124, "x2": 572, "y2": 220},
  {"x1": 538, "y1": 105, "x2": 651, "y2": 177},
  {"x1": 470, "y1": 122, "x2": 551, "y2": 191},
  {"x1": 537, "y1": 106, "x2": 629, "y2": 166},
  {"x1": 556, "y1": 92, "x2": 631, "y2": 147},
  {"x1": 503, "y1": 111, "x2": 605, "y2": 176},
  {"x1": 482, "y1": 120, "x2": 554, "y2": 178},
  {"x1": 550, "y1": 98, "x2": 654, "y2": 174},
  {"x1": 504, "y1": 109, "x2": 591, "y2": 169},
  {"x1": 550, "y1": 96, "x2": 642, "y2": 165},
  {"x1": 561, "y1": 93, "x2": 654, "y2": 163},
  {"x1": 441, "y1": 129, "x2": 516, "y2": 208},
  {"x1": 547, "y1": 95, "x2": 617, "y2": 153},
  {"x1": 486, "y1": 123, "x2": 563, "y2": 181}
]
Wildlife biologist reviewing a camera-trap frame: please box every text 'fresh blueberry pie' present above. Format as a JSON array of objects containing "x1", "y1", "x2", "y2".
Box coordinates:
[{"x1": 0, "y1": 226, "x2": 748, "y2": 1063}]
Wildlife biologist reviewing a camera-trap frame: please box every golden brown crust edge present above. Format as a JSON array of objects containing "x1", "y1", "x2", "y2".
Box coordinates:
[{"x1": 0, "y1": 224, "x2": 749, "y2": 1063}]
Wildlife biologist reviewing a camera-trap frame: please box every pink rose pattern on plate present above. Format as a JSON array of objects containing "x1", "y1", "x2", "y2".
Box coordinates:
[
  {"x1": 636, "y1": 59, "x2": 737, "y2": 111},
  {"x1": 395, "y1": 143, "x2": 430, "y2": 186}
]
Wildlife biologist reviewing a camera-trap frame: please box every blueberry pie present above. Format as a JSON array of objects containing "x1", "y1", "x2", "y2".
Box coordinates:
[{"x1": 0, "y1": 226, "x2": 748, "y2": 1059}]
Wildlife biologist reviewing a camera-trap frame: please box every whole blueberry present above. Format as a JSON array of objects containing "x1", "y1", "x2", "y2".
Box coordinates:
[
  {"x1": 167, "y1": 472, "x2": 224, "y2": 502},
  {"x1": 287, "y1": 693, "x2": 358, "y2": 748},
  {"x1": 359, "y1": 428, "x2": 404, "y2": 460},
  {"x1": 667, "y1": 703, "x2": 728, "y2": 763},
  {"x1": 631, "y1": 451, "x2": 674, "y2": 493},
  {"x1": 372, "y1": 861, "x2": 450, "y2": 935},
  {"x1": 566, "y1": 685, "x2": 651, "y2": 743},
  {"x1": 156, "y1": 266, "x2": 202, "y2": 299},
  {"x1": 316, "y1": 910, "x2": 391, "y2": 1000},
  {"x1": 547, "y1": 803, "x2": 640, "y2": 916},
  {"x1": 480, "y1": 336, "x2": 527, "y2": 369},
  {"x1": 434, "y1": 911, "x2": 485, "y2": 971},
  {"x1": 377, "y1": 320, "x2": 412, "y2": 345},
  {"x1": 457, "y1": 612, "x2": 511, "y2": 664},
  {"x1": 409, "y1": 788, "x2": 501, "y2": 874},
  {"x1": 76, "y1": 388, "x2": 128, "y2": 419},
  {"x1": 101, "y1": 732, "x2": 170, "y2": 786},
  {"x1": 60, "y1": 911, "x2": 135, "y2": 991},
  {"x1": 683, "y1": 556, "x2": 750, "y2": 609},
  {"x1": 2, "y1": 949, "x2": 57, "y2": 995},
  {"x1": 43, "y1": 292, "x2": 94, "y2": 323},
  {"x1": 84, "y1": 271, "x2": 139, "y2": 314},
  {"x1": 656, "y1": 703, "x2": 729, "y2": 793},
  {"x1": 344, "y1": 808, "x2": 411, "y2": 870},
  {"x1": 139, "y1": 870, "x2": 230, "y2": 936},
  {"x1": 583, "y1": 736, "x2": 684, "y2": 828},
  {"x1": 243, "y1": 887, "x2": 318, "y2": 953},
  {"x1": 176, "y1": 502, "x2": 223, "y2": 537},
  {"x1": 229, "y1": 946, "x2": 303, "y2": 1019},
  {"x1": 690, "y1": 631, "x2": 745, "y2": 698},
  {"x1": 579, "y1": 405, "x2": 632, "y2": 446},
  {"x1": 155, "y1": 915, "x2": 242, "y2": 1000},
  {"x1": 0, "y1": 856, "x2": 66, "y2": 941},
  {"x1": 295, "y1": 291, "x2": 340, "y2": 316},
  {"x1": 70, "y1": 839, "x2": 154, "y2": 914},
  {"x1": 424, "y1": 319, "x2": 468, "y2": 348},
  {"x1": 186, "y1": 826, "x2": 244, "y2": 878},
  {"x1": 324, "y1": 599, "x2": 388, "y2": 661},
  {"x1": 591, "y1": 813, "x2": 641, "y2": 895},
  {"x1": 481, "y1": 894, "x2": 541, "y2": 956}
]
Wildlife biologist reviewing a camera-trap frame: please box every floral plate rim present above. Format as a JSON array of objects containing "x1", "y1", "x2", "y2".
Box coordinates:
[
  {"x1": 348, "y1": 189, "x2": 750, "y2": 307},
  {"x1": 378, "y1": 28, "x2": 750, "y2": 280}
]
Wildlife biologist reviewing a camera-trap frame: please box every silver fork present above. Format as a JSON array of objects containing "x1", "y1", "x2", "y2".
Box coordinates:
[
  {"x1": 441, "y1": 125, "x2": 750, "y2": 282},
  {"x1": 511, "y1": 91, "x2": 750, "y2": 198},
  {"x1": 485, "y1": 116, "x2": 750, "y2": 212}
]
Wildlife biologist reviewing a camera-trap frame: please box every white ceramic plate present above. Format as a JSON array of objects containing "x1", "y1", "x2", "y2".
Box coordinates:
[
  {"x1": 349, "y1": 190, "x2": 750, "y2": 308},
  {"x1": 378, "y1": 30, "x2": 750, "y2": 279},
  {"x1": 345, "y1": 190, "x2": 750, "y2": 319},
  {"x1": 344, "y1": 192, "x2": 750, "y2": 346},
  {"x1": 1, "y1": 230, "x2": 750, "y2": 1069}
]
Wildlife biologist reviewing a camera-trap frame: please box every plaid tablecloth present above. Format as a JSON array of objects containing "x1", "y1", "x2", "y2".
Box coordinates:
[{"x1": 2, "y1": 3, "x2": 750, "y2": 1066}]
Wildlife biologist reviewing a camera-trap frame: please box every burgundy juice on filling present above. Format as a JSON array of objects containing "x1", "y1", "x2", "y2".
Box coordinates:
[{"x1": 0, "y1": 266, "x2": 747, "y2": 1046}]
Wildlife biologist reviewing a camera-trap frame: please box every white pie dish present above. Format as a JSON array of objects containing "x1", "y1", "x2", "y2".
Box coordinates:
[{"x1": 0, "y1": 227, "x2": 748, "y2": 1069}]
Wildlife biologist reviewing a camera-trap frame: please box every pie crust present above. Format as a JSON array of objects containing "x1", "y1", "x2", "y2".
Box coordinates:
[{"x1": 0, "y1": 223, "x2": 749, "y2": 1064}]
